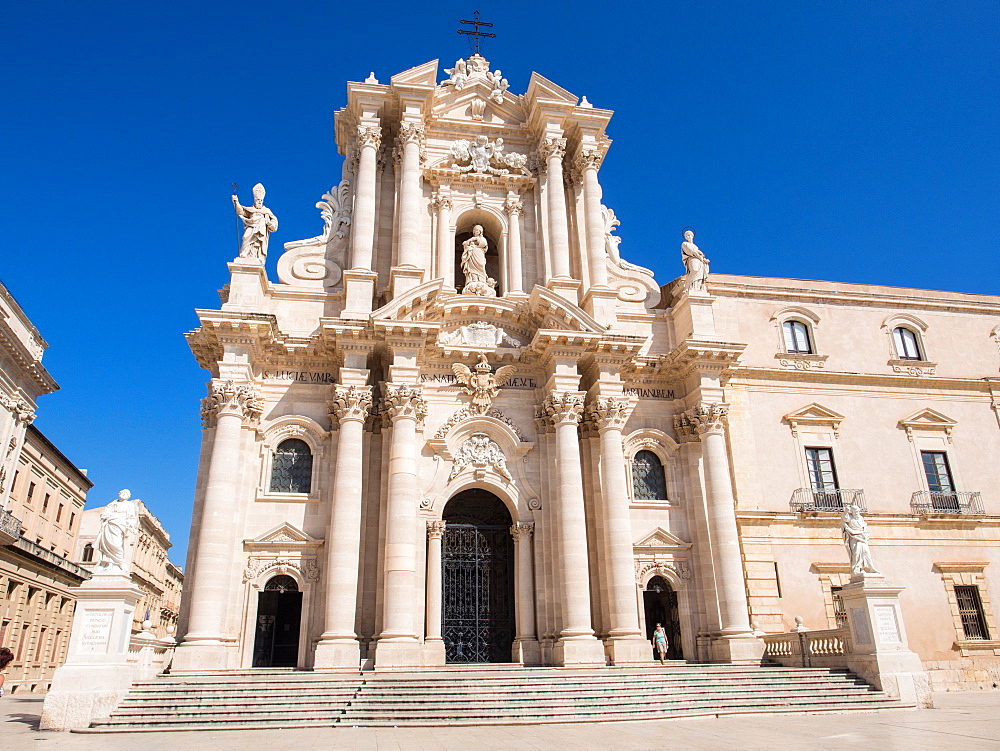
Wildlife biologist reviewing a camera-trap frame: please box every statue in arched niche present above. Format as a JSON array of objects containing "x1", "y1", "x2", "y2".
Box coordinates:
[{"x1": 460, "y1": 225, "x2": 497, "y2": 297}]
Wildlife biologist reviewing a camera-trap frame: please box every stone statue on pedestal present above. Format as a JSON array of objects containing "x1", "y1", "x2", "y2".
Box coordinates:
[
  {"x1": 681, "y1": 229, "x2": 710, "y2": 292},
  {"x1": 460, "y1": 225, "x2": 497, "y2": 296},
  {"x1": 233, "y1": 183, "x2": 278, "y2": 260},
  {"x1": 95, "y1": 489, "x2": 139, "y2": 572},
  {"x1": 841, "y1": 504, "x2": 881, "y2": 577}
]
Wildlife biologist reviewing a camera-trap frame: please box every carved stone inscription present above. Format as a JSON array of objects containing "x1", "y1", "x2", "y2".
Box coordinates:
[
  {"x1": 874, "y1": 605, "x2": 900, "y2": 642},
  {"x1": 79, "y1": 608, "x2": 115, "y2": 654}
]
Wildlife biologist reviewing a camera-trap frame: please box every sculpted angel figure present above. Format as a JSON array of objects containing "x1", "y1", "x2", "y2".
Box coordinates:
[
  {"x1": 841, "y1": 504, "x2": 881, "y2": 577},
  {"x1": 95, "y1": 489, "x2": 139, "y2": 571},
  {"x1": 233, "y1": 183, "x2": 278, "y2": 260},
  {"x1": 487, "y1": 69, "x2": 510, "y2": 103},
  {"x1": 452, "y1": 353, "x2": 516, "y2": 414},
  {"x1": 443, "y1": 58, "x2": 468, "y2": 89},
  {"x1": 681, "y1": 229, "x2": 709, "y2": 292}
]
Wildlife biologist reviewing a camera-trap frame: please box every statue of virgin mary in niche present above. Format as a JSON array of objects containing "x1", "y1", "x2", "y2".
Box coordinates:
[{"x1": 460, "y1": 225, "x2": 497, "y2": 297}]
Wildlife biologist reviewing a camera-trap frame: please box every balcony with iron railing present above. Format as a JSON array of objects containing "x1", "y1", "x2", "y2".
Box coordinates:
[
  {"x1": 790, "y1": 488, "x2": 866, "y2": 514},
  {"x1": 0, "y1": 506, "x2": 23, "y2": 546},
  {"x1": 910, "y1": 490, "x2": 984, "y2": 516}
]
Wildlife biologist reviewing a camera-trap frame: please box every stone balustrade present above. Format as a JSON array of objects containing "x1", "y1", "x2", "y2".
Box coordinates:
[
  {"x1": 127, "y1": 632, "x2": 176, "y2": 680},
  {"x1": 762, "y1": 627, "x2": 848, "y2": 669}
]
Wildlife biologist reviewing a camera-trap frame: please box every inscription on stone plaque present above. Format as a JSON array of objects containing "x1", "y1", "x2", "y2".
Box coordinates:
[
  {"x1": 850, "y1": 607, "x2": 872, "y2": 645},
  {"x1": 261, "y1": 370, "x2": 336, "y2": 383},
  {"x1": 624, "y1": 388, "x2": 675, "y2": 399},
  {"x1": 79, "y1": 608, "x2": 115, "y2": 654},
  {"x1": 421, "y1": 373, "x2": 537, "y2": 389},
  {"x1": 874, "y1": 605, "x2": 900, "y2": 642}
]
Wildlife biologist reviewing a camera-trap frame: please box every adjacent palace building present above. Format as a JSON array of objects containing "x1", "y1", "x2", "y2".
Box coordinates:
[{"x1": 175, "y1": 54, "x2": 1000, "y2": 690}]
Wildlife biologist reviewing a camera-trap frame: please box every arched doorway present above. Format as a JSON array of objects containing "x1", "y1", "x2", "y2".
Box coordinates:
[
  {"x1": 643, "y1": 575, "x2": 683, "y2": 660},
  {"x1": 441, "y1": 489, "x2": 514, "y2": 663},
  {"x1": 252, "y1": 574, "x2": 302, "y2": 667}
]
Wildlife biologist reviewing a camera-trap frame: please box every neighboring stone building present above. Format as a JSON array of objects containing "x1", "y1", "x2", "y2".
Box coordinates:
[
  {"x1": 76, "y1": 499, "x2": 183, "y2": 640},
  {"x1": 174, "y1": 53, "x2": 1000, "y2": 690},
  {"x1": 0, "y1": 280, "x2": 92, "y2": 694}
]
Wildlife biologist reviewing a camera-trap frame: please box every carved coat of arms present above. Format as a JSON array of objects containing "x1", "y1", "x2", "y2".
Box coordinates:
[{"x1": 452, "y1": 353, "x2": 515, "y2": 414}]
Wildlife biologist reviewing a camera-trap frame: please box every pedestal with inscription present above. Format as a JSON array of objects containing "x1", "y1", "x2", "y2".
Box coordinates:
[
  {"x1": 840, "y1": 575, "x2": 932, "y2": 707},
  {"x1": 40, "y1": 572, "x2": 144, "y2": 730}
]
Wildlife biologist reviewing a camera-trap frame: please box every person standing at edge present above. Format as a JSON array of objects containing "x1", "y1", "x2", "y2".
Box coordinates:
[
  {"x1": 652, "y1": 623, "x2": 669, "y2": 665},
  {"x1": 0, "y1": 646, "x2": 13, "y2": 697}
]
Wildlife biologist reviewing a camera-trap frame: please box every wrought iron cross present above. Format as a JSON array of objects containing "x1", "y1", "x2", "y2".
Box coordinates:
[{"x1": 457, "y1": 11, "x2": 495, "y2": 55}]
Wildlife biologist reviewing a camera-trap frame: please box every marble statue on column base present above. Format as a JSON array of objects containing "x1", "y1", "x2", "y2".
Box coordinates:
[
  {"x1": 233, "y1": 183, "x2": 278, "y2": 261},
  {"x1": 681, "y1": 229, "x2": 710, "y2": 293},
  {"x1": 94, "y1": 489, "x2": 139, "y2": 574},
  {"x1": 841, "y1": 504, "x2": 881, "y2": 578}
]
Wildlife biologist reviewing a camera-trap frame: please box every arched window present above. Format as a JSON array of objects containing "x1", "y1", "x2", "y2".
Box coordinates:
[
  {"x1": 82, "y1": 543, "x2": 94, "y2": 563},
  {"x1": 632, "y1": 450, "x2": 667, "y2": 500},
  {"x1": 782, "y1": 320, "x2": 813, "y2": 354},
  {"x1": 269, "y1": 439, "x2": 313, "y2": 493},
  {"x1": 893, "y1": 327, "x2": 923, "y2": 360},
  {"x1": 264, "y1": 574, "x2": 299, "y2": 593}
]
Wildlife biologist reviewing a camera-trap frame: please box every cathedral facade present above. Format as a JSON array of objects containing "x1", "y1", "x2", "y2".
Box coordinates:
[{"x1": 174, "y1": 55, "x2": 1000, "y2": 686}]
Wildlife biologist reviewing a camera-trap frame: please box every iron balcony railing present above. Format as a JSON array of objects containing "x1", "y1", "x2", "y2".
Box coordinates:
[
  {"x1": 910, "y1": 491, "x2": 984, "y2": 516},
  {"x1": 0, "y1": 507, "x2": 23, "y2": 545},
  {"x1": 790, "y1": 488, "x2": 866, "y2": 513}
]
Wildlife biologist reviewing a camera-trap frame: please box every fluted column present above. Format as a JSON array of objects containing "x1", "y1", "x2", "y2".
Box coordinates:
[
  {"x1": 511, "y1": 522, "x2": 536, "y2": 642},
  {"x1": 434, "y1": 196, "x2": 454, "y2": 289},
  {"x1": 314, "y1": 386, "x2": 372, "y2": 668},
  {"x1": 395, "y1": 122, "x2": 424, "y2": 268},
  {"x1": 682, "y1": 404, "x2": 752, "y2": 635},
  {"x1": 544, "y1": 393, "x2": 604, "y2": 664},
  {"x1": 576, "y1": 148, "x2": 609, "y2": 289},
  {"x1": 375, "y1": 385, "x2": 427, "y2": 666},
  {"x1": 351, "y1": 125, "x2": 381, "y2": 271},
  {"x1": 504, "y1": 197, "x2": 525, "y2": 295},
  {"x1": 539, "y1": 138, "x2": 571, "y2": 278},
  {"x1": 425, "y1": 521, "x2": 446, "y2": 642},
  {"x1": 178, "y1": 382, "x2": 261, "y2": 665}
]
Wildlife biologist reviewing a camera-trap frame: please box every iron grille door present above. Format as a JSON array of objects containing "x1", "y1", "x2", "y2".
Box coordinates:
[{"x1": 442, "y1": 523, "x2": 514, "y2": 663}]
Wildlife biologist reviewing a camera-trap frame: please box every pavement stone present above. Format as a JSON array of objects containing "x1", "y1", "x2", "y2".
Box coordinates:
[{"x1": 3, "y1": 691, "x2": 1000, "y2": 750}]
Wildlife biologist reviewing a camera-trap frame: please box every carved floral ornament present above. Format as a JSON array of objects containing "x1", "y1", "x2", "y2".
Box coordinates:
[
  {"x1": 450, "y1": 135, "x2": 529, "y2": 176},
  {"x1": 449, "y1": 432, "x2": 513, "y2": 482},
  {"x1": 537, "y1": 137, "x2": 567, "y2": 162},
  {"x1": 543, "y1": 392, "x2": 586, "y2": 425},
  {"x1": 329, "y1": 385, "x2": 373, "y2": 424},
  {"x1": 672, "y1": 403, "x2": 728, "y2": 440},
  {"x1": 433, "y1": 406, "x2": 525, "y2": 442},
  {"x1": 426, "y1": 520, "x2": 447, "y2": 539},
  {"x1": 0, "y1": 393, "x2": 35, "y2": 425},
  {"x1": 636, "y1": 559, "x2": 692, "y2": 584},
  {"x1": 243, "y1": 556, "x2": 320, "y2": 584},
  {"x1": 356, "y1": 124, "x2": 382, "y2": 150},
  {"x1": 201, "y1": 381, "x2": 263, "y2": 427},
  {"x1": 587, "y1": 397, "x2": 631, "y2": 432},
  {"x1": 382, "y1": 384, "x2": 428, "y2": 423},
  {"x1": 510, "y1": 521, "x2": 534, "y2": 541}
]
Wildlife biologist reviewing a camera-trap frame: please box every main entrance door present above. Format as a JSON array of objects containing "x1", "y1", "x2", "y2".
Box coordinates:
[
  {"x1": 442, "y1": 489, "x2": 515, "y2": 663},
  {"x1": 252, "y1": 574, "x2": 302, "y2": 667},
  {"x1": 643, "y1": 575, "x2": 683, "y2": 660}
]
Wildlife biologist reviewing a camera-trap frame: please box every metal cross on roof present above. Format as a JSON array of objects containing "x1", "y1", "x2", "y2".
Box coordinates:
[{"x1": 457, "y1": 11, "x2": 495, "y2": 55}]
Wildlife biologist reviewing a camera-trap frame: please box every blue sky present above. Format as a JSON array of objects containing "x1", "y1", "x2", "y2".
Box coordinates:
[{"x1": 3, "y1": 1, "x2": 997, "y2": 563}]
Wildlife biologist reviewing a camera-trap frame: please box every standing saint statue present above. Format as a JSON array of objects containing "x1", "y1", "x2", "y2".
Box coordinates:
[
  {"x1": 841, "y1": 504, "x2": 881, "y2": 578},
  {"x1": 681, "y1": 229, "x2": 710, "y2": 293},
  {"x1": 233, "y1": 183, "x2": 278, "y2": 260},
  {"x1": 95, "y1": 489, "x2": 139, "y2": 572},
  {"x1": 460, "y1": 225, "x2": 497, "y2": 296}
]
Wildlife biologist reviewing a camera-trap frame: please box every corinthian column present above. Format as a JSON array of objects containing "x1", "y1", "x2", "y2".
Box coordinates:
[
  {"x1": 373, "y1": 385, "x2": 427, "y2": 668},
  {"x1": 683, "y1": 404, "x2": 752, "y2": 636},
  {"x1": 314, "y1": 385, "x2": 372, "y2": 669},
  {"x1": 504, "y1": 197, "x2": 525, "y2": 295},
  {"x1": 511, "y1": 522, "x2": 538, "y2": 659},
  {"x1": 576, "y1": 148, "x2": 609, "y2": 289},
  {"x1": 175, "y1": 381, "x2": 261, "y2": 670},
  {"x1": 434, "y1": 195, "x2": 454, "y2": 289},
  {"x1": 590, "y1": 397, "x2": 647, "y2": 663},
  {"x1": 395, "y1": 122, "x2": 424, "y2": 269},
  {"x1": 539, "y1": 138, "x2": 571, "y2": 279},
  {"x1": 425, "y1": 521, "x2": 446, "y2": 642},
  {"x1": 351, "y1": 125, "x2": 381, "y2": 271},
  {"x1": 544, "y1": 392, "x2": 605, "y2": 665}
]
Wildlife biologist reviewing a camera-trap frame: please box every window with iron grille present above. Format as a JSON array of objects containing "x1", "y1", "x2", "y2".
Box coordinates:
[
  {"x1": 268, "y1": 439, "x2": 313, "y2": 493},
  {"x1": 631, "y1": 450, "x2": 667, "y2": 500},
  {"x1": 830, "y1": 586, "x2": 848, "y2": 629},
  {"x1": 955, "y1": 585, "x2": 990, "y2": 640},
  {"x1": 782, "y1": 320, "x2": 813, "y2": 354}
]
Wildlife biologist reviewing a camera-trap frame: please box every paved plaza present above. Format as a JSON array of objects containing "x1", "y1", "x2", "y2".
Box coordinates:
[{"x1": 4, "y1": 691, "x2": 999, "y2": 750}]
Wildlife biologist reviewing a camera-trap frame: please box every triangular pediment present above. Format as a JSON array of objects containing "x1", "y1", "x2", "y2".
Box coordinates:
[
  {"x1": 784, "y1": 403, "x2": 845, "y2": 437},
  {"x1": 634, "y1": 527, "x2": 691, "y2": 550},
  {"x1": 246, "y1": 523, "x2": 320, "y2": 549},
  {"x1": 900, "y1": 407, "x2": 956, "y2": 429},
  {"x1": 525, "y1": 72, "x2": 577, "y2": 105},
  {"x1": 431, "y1": 85, "x2": 528, "y2": 128},
  {"x1": 390, "y1": 60, "x2": 439, "y2": 86}
]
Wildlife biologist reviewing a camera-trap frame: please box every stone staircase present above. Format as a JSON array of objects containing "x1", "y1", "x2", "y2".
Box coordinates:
[{"x1": 82, "y1": 663, "x2": 911, "y2": 732}]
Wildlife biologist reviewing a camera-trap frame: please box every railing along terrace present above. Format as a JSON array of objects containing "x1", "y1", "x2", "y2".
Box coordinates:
[
  {"x1": 761, "y1": 628, "x2": 848, "y2": 668},
  {"x1": 910, "y1": 491, "x2": 984, "y2": 516},
  {"x1": 790, "y1": 488, "x2": 866, "y2": 513},
  {"x1": 0, "y1": 507, "x2": 22, "y2": 543}
]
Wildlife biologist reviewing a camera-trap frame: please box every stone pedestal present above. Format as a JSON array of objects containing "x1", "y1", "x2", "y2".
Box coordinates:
[
  {"x1": 673, "y1": 288, "x2": 718, "y2": 340},
  {"x1": 389, "y1": 266, "x2": 425, "y2": 299},
  {"x1": 605, "y1": 637, "x2": 654, "y2": 665},
  {"x1": 581, "y1": 286, "x2": 620, "y2": 328},
  {"x1": 223, "y1": 259, "x2": 269, "y2": 311},
  {"x1": 546, "y1": 277, "x2": 582, "y2": 305},
  {"x1": 553, "y1": 637, "x2": 607, "y2": 666},
  {"x1": 840, "y1": 575, "x2": 932, "y2": 707},
  {"x1": 708, "y1": 633, "x2": 765, "y2": 664},
  {"x1": 514, "y1": 638, "x2": 541, "y2": 666},
  {"x1": 342, "y1": 269, "x2": 377, "y2": 319},
  {"x1": 40, "y1": 573, "x2": 143, "y2": 730}
]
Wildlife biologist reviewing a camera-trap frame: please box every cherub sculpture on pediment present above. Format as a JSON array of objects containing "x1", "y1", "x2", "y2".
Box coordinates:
[
  {"x1": 451, "y1": 136, "x2": 530, "y2": 177},
  {"x1": 452, "y1": 353, "x2": 516, "y2": 414}
]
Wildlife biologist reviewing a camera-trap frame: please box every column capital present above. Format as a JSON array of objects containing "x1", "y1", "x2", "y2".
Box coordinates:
[
  {"x1": 543, "y1": 391, "x2": 586, "y2": 426},
  {"x1": 0, "y1": 394, "x2": 35, "y2": 426},
  {"x1": 537, "y1": 136, "x2": 567, "y2": 161},
  {"x1": 504, "y1": 196, "x2": 524, "y2": 216},
  {"x1": 675, "y1": 402, "x2": 729, "y2": 438},
  {"x1": 200, "y1": 381, "x2": 262, "y2": 428},
  {"x1": 398, "y1": 121, "x2": 425, "y2": 144},
  {"x1": 382, "y1": 384, "x2": 428, "y2": 423},
  {"x1": 510, "y1": 521, "x2": 535, "y2": 541},
  {"x1": 587, "y1": 397, "x2": 631, "y2": 432},
  {"x1": 432, "y1": 194, "x2": 454, "y2": 212},
  {"x1": 574, "y1": 147, "x2": 604, "y2": 172},
  {"x1": 427, "y1": 520, "x2": 447, "y2": 540},
  {"x1": 356, "y1": 124, "x2": 382, "y2": 150},
  {"x1": 329, "y1": 385, "x2": 372, "y2": 425}
]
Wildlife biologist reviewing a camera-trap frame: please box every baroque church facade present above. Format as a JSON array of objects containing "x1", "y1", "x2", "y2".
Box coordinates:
[{"x1": 174, "y1": 54, "x2": 1000, "y2": 687}]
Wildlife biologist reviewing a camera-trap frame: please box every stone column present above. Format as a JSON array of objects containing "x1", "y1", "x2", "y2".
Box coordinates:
[
  {"x1": 590, "y1": 397, "x2": 648, "y2": 663},
  {"x1": 544, "y1": 392, "x2": 605, "y2": 665},
  {"x1": 576, "y1": 148, "x2": 609, "y2": 288},
  {"x1": 434, "y1": 195, "x2": 454, "y2": 289},
  {"x1": 351, "y1": 125, "x2": 381, "y2": 271},
  {"x1": 395, "y1": 122, "x2": 424, "y2": 269},
  {"x1": 539, "y1": 138, "x2": 571, "y2": 279},
  {"x1": 174, "y1": 381, "x2": 261, "y2": 671},
  {"x1": 314, "y1": 386, "x2": 372, "y2": 669},
  {"x1": 425, "y1": 520, "x2": 446, "y2": 643},
  {"x1": 373, "y1": 385, "x2": 427, "y2": 668},
  {"x1": 504, "y1": 197, "x2": 525, "y2": 295},
  {"x1": 511, "y1": 521, "x2": 539, "y2": 664}
]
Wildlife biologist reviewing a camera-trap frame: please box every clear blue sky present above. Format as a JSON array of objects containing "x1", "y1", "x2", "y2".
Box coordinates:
[{"x1": 3, "y1": 1, "x2": 997, "y2": 564}]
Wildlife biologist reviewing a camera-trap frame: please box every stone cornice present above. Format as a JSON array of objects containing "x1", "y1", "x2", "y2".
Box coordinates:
[{"x1": 728, "y1": 366, "x2": 997, "y2": 393}]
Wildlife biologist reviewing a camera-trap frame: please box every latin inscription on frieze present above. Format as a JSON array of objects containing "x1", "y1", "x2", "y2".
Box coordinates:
[
  {"x1": 625, "y1": 388, "x2": 675, "y2": 399},
  {"x1": 421, "y1": 374, "x2": 537, "y2": 389},
  {"x1": 261, "y1": 370, "x2": 336, "y2": 384}
]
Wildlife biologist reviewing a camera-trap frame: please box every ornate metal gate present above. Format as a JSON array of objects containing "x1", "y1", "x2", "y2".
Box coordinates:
[{"x1": 442, "y1": 491, "x2": 514, "y2": 663}]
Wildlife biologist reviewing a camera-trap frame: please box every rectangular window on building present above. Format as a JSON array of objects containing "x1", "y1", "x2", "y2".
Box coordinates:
[
  {"x1": 42, "y1": 493, "x2": 50, "y2": 513},
  {"x1": 805, "y1": 447, "x2": 841, "y2": 509},
  {"x1": 921, "y1": 451, "x2": 958, "y2": 510},
  {"x1": 6, "y1": 580, "x2": 20, "y2": 600},
  {"x1": 26, "y1": 586, "x2": 39, "y2": 605},
  {"x1": 69, "y1": 512, "x2": 75, "y2": 530},
  {"x1": 955, "y1": 585, "x2": 990, "y2": 640},
  {"x1": 26, "y1": 482, "x2": 35, "y2": 503},
  {"x1": 0, "y1": 619, "x2": 10, "y2": 645},
  {"x1": 831, "y1": 586, "x2": 848, "y2": 628},
  {"x1": 34, "y1": 627, "x2": 46, "y2": 662},
  {"x1": 56, "y1": 504, "x2": 63, "y2": 523},
  {"x1": 49, "y1": 629, "x2": 62, "y2": 663},
  {"x1": 16, "y1": 624, "x2": 30, "y2": 660}
]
